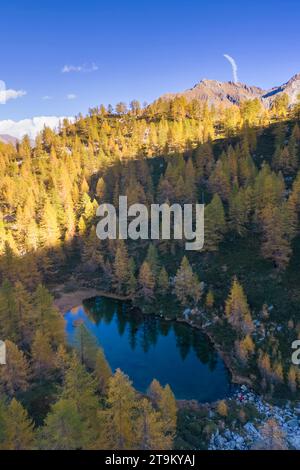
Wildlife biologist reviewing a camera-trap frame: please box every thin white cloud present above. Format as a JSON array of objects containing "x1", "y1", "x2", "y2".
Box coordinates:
[
  {"x1": 223, "y1": 54, "x2": 239, "y2": 83},
  {"x1": 0, "y1": 116, "x2": 74, "y2": 140},
  {"x1": 61, "y1": 62, "x2": 98, "y2": 73},
  {"x1": 66, "y1": 94, "x2": 77, "y2": 100},
  {"x1": 42, "y1": 95, "x2": 53, "y2": 100},
  {"x1": 0, "y1": 88, "x2": 26, "y2": 104}
]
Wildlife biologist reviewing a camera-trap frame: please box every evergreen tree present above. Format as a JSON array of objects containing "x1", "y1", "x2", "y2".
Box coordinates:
[
  {"x1": 147, "y1": 378, "x2": 164, "y2": 403},
  {"x1": 229, "y1": 189, "x2": 249, "y2": 236},
  {"x1": 260, "y1": 202, "x2": 294, "y2": 270},
  {"x1": 40, "y1": 199, "x2": 61, "y2": 248},
  {"x1": 138, "y1": 261, "x2": 155, "y2": 300},
  {"x1": 145, "y1": 243, "x2": 160, "y2": 278},
  {"x1": 209, "y1": 158, "x2": 231, "y2": 200},
  {"x1": 31, "y1": 329, "x2": 55, "y2": 378},
  {"x1": 148, "y1": 380, "x2": 177, "y2": 441},
  {"x1": 225, "y1": 278, "x2": 254, "y2": 335},
  {"x1": 258, "y1": 351, "x2": 273, "y2": 386},
  {"x1": 0, "y1": 340, "x2": 30, "y2": 396},
  {"x1": 39, "y1": 399, "x2": 87, "y2": 450},
  {"x1": 54, "y1": 344, "x2": 70, "y2": 378},
  {"x1": 0, "y1": 280, "x2": 19, "y2": 342},
  {"x1": 96, "y1": 177, "x2": 106, "y2": 199},
  {"x1": 2, "y1": 399, "x2": 35, "y2": 450},
  {"x1": 136, "y1": 398, "x2": 172, "y2": 450},
  {"x1": 235, "y1": 335, "x2": 255, "y2": 363},
  {"x1": 94, "y1": 348, "x2": 112, "y2": 394},
  {"x1": 33, "y1": 285, "x2": 65, "y2": 345},
  {"x1": 61, "y1": 353, "x2": 99, "y2": 426},
  {"x1": 101, "y1": 369, "x2": 137, "y2": 449},
  {"x1": 13, "y1": 281, "x2": 35, "y2": 347},
  {"x1": 74, "y1": 323, "x2": 98, "y2": 368},
  {"x1": 174, "y1": 256, "x2": 201, "y2": 306},
  {"x1": 157, "y1": 267, "x2": 169, "y2": 294},
  {"x1": 204, "y1": 194, "x2": 226, "y2": 251},
  {"x1": 113, "y1": 241, "x2": 133, "y2": 295}
]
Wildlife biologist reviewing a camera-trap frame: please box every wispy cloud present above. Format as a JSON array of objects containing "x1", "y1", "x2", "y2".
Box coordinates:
[
  {"x1": 223, "y1": 54, "x2": 239, "y2": 83},
  {"x1": 0, "y1": 116, "x2": 74, "y2": 140},
  {"x1": 42, "y1": 95, "x2": 53, "y2": 100},
  {"x1": 66, "y1": 94, "x2": 77, "y2": 100},
  {"x1": 0, "y1": 87, "x2": 26, "y2": 104},
  {"x1": 61, "y1": 62, "x2": 98, "y2": 73}
]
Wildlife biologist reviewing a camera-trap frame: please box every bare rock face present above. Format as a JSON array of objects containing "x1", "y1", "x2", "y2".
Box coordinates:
[
  {"x1": 162, "y1": 79, "x2": 265, "y2": 107},
  {"x1": 262, "y1": 73, "x2": 300, "y2": 107},
  {"x1": 160, "y1": 73, "x2": 300, "y2": 109}
]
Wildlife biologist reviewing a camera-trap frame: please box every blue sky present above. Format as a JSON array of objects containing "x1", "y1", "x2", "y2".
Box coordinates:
[{"x1": 0, "y1": 0, "x2": 299, "y2": 123}]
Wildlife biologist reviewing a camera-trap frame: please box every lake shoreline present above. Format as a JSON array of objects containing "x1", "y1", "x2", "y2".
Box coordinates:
[
  {"x1": 53, "y1": 286, "x2": 131, "y2": 313},
  {"x1": 53, "y1": 284, "x2": 251, "y2": 395}
]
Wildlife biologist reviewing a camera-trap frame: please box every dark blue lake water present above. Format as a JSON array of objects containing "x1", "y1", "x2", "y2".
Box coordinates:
[{"x1": 65, "y1": 296, "x2": 232, "y2": 402}]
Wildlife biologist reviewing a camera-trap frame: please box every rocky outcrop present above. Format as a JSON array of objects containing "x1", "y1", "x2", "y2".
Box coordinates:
[
  {"x1": 209, "y1": 386, "x2": 300, "y2": 450},
  {"x1": 162, "y1": 79, "x2": 265, "y2": 107},
  {"x1": 262, "y1": 73, "x2": 300, "y2": 107}
]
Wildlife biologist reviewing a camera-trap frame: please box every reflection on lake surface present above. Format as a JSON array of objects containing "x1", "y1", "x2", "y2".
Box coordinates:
[{"x1": 65, "y1": 296, "x2": 233, "y2": 402}]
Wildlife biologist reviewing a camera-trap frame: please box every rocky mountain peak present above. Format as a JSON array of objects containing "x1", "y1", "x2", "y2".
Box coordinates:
[{"x1": 160, "y1": 73, "x2": 300, "y2": 109}]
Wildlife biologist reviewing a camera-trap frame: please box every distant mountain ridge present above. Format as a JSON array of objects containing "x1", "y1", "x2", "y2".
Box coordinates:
[
  {"x1": 1, "y1": 74, "x2": 300, "y2": 146},
  {"x1": 161, "y1": 73, "x2": 300, "y2": 108},
  {"x1": 0, "y1": 134, "x2": 18, "y2": 145}
]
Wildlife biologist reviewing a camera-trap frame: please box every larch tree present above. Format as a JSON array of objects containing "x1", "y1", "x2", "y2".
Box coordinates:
[
  {"x1": 0, "y1": 340, "x2": 30, "y2": 397},
  {"x1": 101, "y1": 368, "x2": 137, "y2": 450},
  {"x1": 217, "y1": 400, "x2": 228, "y2": 417},
  {"x1": 225, "y1": 278, "x2": 254, "y2": 336},
  {"x1": 138, "y1": 261, "x2": 155, "y2": 300},
  {"x1": 40, "y1": 199, "x2": 61, "y2": 248},
  {"x1": 33, "y1": 284, "x2": 65, "y2": 346},
  {"x1": 204, "y1": 194, "x2": 226, "y2": 251},
  {"x1": 0, "y1": 280, "x2": 18, "y2": 343},
  {"x1": 96, "y1": 177, "x2": 106, "y2": 200},
  {"x1": 145, "y1": 243, "x2": 160, "y2": 279},
  {"x1": 74, "y1": 323, "x2": 98, "y2": 368},
  {"x1": 94, "y1": 348, "x2": 112, "y2": 394},
  {"x1": 54, "y1": 344, "x2": 70, "y2": 379},
  {"x1": 13, "y1": 281, "x2": 35, "y2": 347},
  {"x1": 2, "y1": 399, "x2": 35, "y2": 450},
  {"x1": 148, "y1": 380, "x2": 177, "y2": 442},
  {"x1": 174, "y1": 256, "x2": 202, "y2": 306},
  {"x1": 235, "y1": 334, "x2": 255, "y2": 364},
  {"x1": 229, "y1": 189, "x2": 249, "y2": 237},
  {"x1": 157, "y1": 384, "x2": 177, "y2": 441},
  {"x1": 31, "y1": 329, "x2": 55, "y2": 378},
  {"x1": 61, "y1": 352, "x2": 99, "y2": 427},
  {"x1": 157, "y1": 267, "x2": 169, "y2": 294},
  {"x1": 39, "y1": 398, "x2": 87, "y2": 450},
  {"x1": 147, "y1": 378, "x2": 164, "y2": 403},
  {"x1": 113, "y1": 241, "x2": 135, "y2": 296},
  {"x1": 260, "y1": 202, "x2": 295, "y2": 270},
  {"x1": 136, "y1": 398, "x2": 173, "y2": 450}
]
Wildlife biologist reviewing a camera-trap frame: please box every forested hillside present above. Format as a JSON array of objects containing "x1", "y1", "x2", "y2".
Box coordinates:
[{"x1": 0, "y1": 94, "x2": 300, "y2": 449}]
